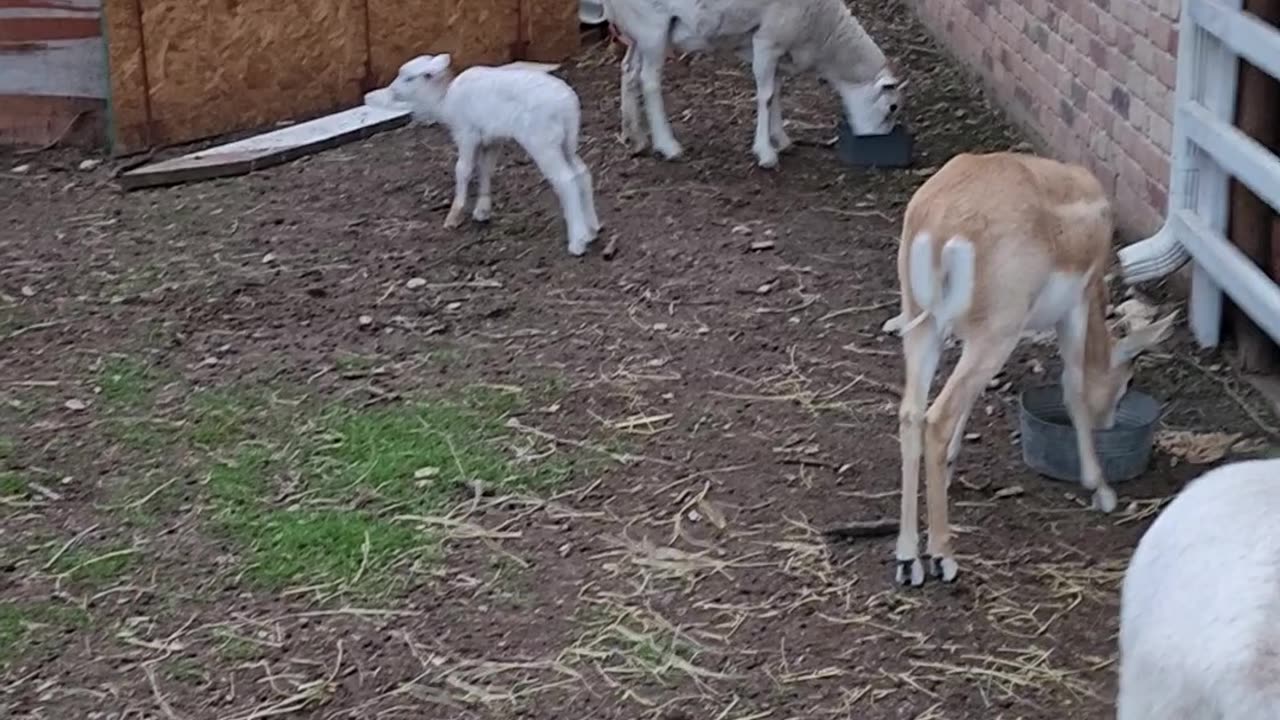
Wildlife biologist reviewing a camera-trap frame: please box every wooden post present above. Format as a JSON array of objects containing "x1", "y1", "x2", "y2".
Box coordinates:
[{"x1": 1226, "y1": 0, "x2": 1280, "y2": 372}]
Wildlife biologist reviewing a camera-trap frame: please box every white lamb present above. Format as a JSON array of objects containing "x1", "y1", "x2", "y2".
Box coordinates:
[
  {"x1": 602, "y1": 0, "x2": 903, "y2": 168},
  {"x1": 1116, "y1": 456, "x2": 1280, "y2": 719},
  {"x1": 386, "y1": 54, "x2": 601, "y2": 256}
]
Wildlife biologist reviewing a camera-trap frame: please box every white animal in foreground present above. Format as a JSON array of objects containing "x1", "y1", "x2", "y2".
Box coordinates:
[
  {"x1": 1117, "y1": 457, "x2": 1280, "y2": 719},
  {"x1": 602, "y1": 0, "x2": 902, "y2": 168},
  {"x1": 882, "y1": 152, "x2": 1176, "y2": 586},
  {"x1": 386, "y1": 54, "x2": 601, "y2": 256}
]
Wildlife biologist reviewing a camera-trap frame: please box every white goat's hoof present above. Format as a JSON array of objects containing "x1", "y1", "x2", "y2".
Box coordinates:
[
  {"x1": 1092, "y1": 486, "x2": 1118, "y2": 513},
  {"x1": 772, "y1": 133, "x2": 793, "y2": 152},
  {"x1": 896, "y1": 558, "x2": 925, "y2": 587},
  {"x1": 472, "y1": 203, "x2": 492, "y2": 223},
  {"x1": 443, "y1": 206, "x2": 466, "y2": 229},
  {"x1": 929, "y1": 555, "x2": 959, "y2": 583},
  {"x1": 654, "y1": 139, "x2": 683, "y2": 160},
  {"x1": 619, "y1": 132, "x2": 649, "y2": 155},
  {"x1": 567, "y1": 241, "x2": 588, "y2": 257},
  {"x1": 754, "y1": 148, "x2": 780, "y2": 169}
]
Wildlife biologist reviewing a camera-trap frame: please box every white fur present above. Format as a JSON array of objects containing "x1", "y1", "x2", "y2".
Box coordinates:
[
  {"x1": 1117, "y1": 457, "x2": 1280, "y2": 719},
  {"x1": 899, "y1": 233, "x2": 974, "y2": 335},
  {"x1": 387, "y1": 54, "x2": 602, "y2": 256},
  {"x1": 603, "y1": 0, "x2": 901, "y2": 168}
]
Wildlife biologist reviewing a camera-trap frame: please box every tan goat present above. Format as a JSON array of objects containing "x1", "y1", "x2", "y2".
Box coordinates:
[{"x1": 882, "y1": 152, "x2": 1177, "y2": 587}]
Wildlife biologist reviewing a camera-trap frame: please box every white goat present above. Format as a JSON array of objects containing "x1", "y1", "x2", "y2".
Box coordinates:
[
  {"x1": 1117, "y1": 456, "x2": 1280, "y2": 719},
  {"x1": 386, "y1": 54, "x2": 601, "y2": 256},
  {"x1": 602, "y1": 0, "x2": 903, "y2": 168}
]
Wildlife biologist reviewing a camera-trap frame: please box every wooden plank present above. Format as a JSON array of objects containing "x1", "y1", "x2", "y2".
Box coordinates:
[
  {"x1": 1227, "y1": 0, "x2": 1280, "y2": 372},
  {"x1": 118, "y1": 104, "x2": 409, "y2": 190}
]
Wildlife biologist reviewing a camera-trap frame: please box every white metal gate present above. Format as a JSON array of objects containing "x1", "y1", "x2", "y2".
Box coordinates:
[{"x1": 1118, "y1": 0, "x2": 1280, "y2": 347}]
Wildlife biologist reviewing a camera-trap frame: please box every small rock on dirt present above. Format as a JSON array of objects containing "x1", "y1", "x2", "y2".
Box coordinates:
[
  {"x1": 78, "y1": 159, "x2": 102, "y2": 171},
  {"x1": 406, "y1": 277, "x2": 427, "y2": 289}
]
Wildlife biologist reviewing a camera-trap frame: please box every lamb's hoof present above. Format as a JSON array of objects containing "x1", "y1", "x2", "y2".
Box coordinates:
[
  {"x1": 443, "y1": 207, "x2": 466, "y2": 229},
  {"x1": 881, "y1": 313, "x2": 907, "y2": 334},
  {"x1": 1092, "y1": 486, "x2": 1118, "y2": 513},
  {"x1": 896, "y1": 558, "x2": 925, "y2": 587},
  {"x1": 772, "y1": 134, "x2": 793, "y2": 152},
  {"x1": 928, "y1": 555, "x2": 959, "y2": 583},
  {"x1": 471, "y1": 203, "x2": 492, "y2": 223}
]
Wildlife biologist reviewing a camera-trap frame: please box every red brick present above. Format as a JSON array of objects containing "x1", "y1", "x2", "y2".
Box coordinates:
[
  {"x1": 1129, "y1": 96, "x2": 1151, "y2": 134},
  {"x1": 1133, "y1": 36, "x2": 1155, "y2": 74},
  {"x1": 1149, "y1": 112, "x2": 1173, "y2": 153},
  {"x1": 1147, "y1": 13, "x2": 1177, "y2": 53},
  {"x1": 1154, "y1": 49, "x2": 1177, "y2": 88}
]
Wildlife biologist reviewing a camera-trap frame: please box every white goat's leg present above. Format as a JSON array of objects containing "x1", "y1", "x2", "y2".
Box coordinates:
[
  {"x1": 944, "y1": 405, "x2": 975, "y2": 489},
  {"x1": 619, "y1": 44, "x2": 648, "y2": 153},
  {"x1": 1056, "y1": 309, "x2": 1118, "y2": 512},
  {"x1": 444, "y1": 137, "x2": 479, "y2": 229},
  {"x1": 768, "y1": 74, "x2": 792, "y2": 152},
  {"x1": 636, "y1": 45, "x2": 682, "y2": 159},
  {"x1": 472, "y1": 145, "x2": 495, "y2": 223},
  {"x1": 750, "y1": 38, "x2": 783, "y2": 168},
  {"x1": 922, "y1": 333, "x2": 1020, "y2": 583},
  {"x1": 896, "y1": 321, "x2": 942, "y2": 587},
  {"x1": 527, "y1": 143, "x2": 591, "y2": 256},
  {"x1": 567, "y1": 148, "x2": 601, "y2": 236}
]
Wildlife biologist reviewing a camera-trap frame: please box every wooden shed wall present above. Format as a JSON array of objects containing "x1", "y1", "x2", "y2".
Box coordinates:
[
  {"x1": 101, "y1": 0, "x2": 581, "y2": 155},
  {"x1": 0, "y1": 0, "x2": 108, "y2": 147}
]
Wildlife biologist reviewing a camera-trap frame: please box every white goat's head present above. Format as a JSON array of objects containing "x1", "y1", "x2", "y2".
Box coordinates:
[
  {"x1": 388, "y1": 54, "x2": 454, "y2": 124},
  {"x1": 837, "y1": 66, "x2": 904, "y2": 135}
]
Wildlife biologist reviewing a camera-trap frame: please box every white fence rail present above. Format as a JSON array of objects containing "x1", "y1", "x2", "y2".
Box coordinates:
[{"x1": 1118, "y1": 0, "x2": 1280, "y2": 347}]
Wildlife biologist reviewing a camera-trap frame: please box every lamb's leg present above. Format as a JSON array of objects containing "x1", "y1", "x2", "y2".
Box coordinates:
[
  {"x1": 768, "y1": 75, "x2": 792, "y2": 152},
  {"x1": 527, "y1": 143, "x2": 591, "y2": 256},
  {"x1": 750, "y1": 38, "x2": 782, "y2": 168},
  {"x1": 1056, "y1": 308, "x2": 1118, "y2": 512},
  {"x1": 566, "y1": 148, "x2": 601, "y2": 236},
  {"x1": 445, "y1": 137, "x2": 478, "y2": 229},
  {"x1": 636, "y1": 44, "x2": 682, "y2": 159},
  {"x1": 472, "y1": 145, "x2": 495, "y2": 223},
  {"x1": 619, "y1": 44, "x2": 648, "y2": 153}
]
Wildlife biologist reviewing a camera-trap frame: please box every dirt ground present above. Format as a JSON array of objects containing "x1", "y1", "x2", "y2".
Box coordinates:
[{"x1": 3, "y1": 1, "x2": 1279, "y2": 718}]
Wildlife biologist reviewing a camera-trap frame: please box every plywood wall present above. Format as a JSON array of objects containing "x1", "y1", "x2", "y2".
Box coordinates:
[
  {"x1": 102, "y1": 0, "x2": 580, "y2": 154},
  {"x1": 0, "y1": 0, "x2": 107, "y2": 147}
]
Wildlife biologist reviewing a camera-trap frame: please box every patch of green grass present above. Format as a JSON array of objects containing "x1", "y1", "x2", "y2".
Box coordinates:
[
  {"x1": 0, "y1": 435, "x2": 15, "y2": 463},
  {"x1": 213, "y1": 629, "x2": 267, "y2": 662},
  {"x1": 97, "y1": 356, "x2": 159, "y2": 407},
  {"x1": 49, "y1": 544, "x2": 136, "y2": 586},
  {"x1": 205, "y1": 392, "x2": 570, "y2": 595},
  {"x1": 0, "y1": 602, "x2": 89, "y2": 668},
  {"x1": 0, "y1": 471, "x2": 24, "y2": 497},
  {"x1": 189, "y1": 388, "x2": 273, "y2": 448}
]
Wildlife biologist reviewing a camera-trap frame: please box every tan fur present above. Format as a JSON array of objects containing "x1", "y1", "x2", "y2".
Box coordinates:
[{"x1": 888, "y1": 152, "x2": 1177, "y2": 586}]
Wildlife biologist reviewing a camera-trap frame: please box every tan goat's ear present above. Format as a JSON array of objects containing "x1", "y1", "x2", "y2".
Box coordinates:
[{"x1": 1111, "y1": 310, "x2": 1179, "y2": 368}]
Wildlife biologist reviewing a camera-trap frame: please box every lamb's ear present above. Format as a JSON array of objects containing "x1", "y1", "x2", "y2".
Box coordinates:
[
  {"x1": 426, "y1": 53, "x2": 452, "y2": 75},
  {"x1": 1111, "y1": 310, "x2": 1179, "y2": 367}
]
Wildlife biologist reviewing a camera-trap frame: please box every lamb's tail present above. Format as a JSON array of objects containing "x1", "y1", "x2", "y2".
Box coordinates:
[{"x1": 895, "y1": 232, "x2": 975, "y2": 335}]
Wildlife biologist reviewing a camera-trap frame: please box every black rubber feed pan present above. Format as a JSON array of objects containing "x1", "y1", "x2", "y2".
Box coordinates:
[
  {"x1": 835, "y1": 121, "x2": 913, "y2": 168},
  {"x1": 1019, "y1": 385, "x2": 1161, "y2": 484}
]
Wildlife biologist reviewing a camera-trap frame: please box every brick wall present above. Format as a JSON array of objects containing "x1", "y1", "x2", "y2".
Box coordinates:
[{"x1": 907, "y1": 0, "x2": 1181, "y2": 237}]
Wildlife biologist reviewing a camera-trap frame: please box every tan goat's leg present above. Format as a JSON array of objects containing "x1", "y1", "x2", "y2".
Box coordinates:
[
  {"x1": 923, "y1": 335, "x2": 1020, "y2": 582},
  {"x1": 1056, "y1": 311, "x2": 1118, "y2": 512},
  {"x1": 896, "y1": 323, "x2": 942, "y2": 587}
]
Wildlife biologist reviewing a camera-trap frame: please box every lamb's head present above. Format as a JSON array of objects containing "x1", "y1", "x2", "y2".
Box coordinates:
[
  {"x1": 1090, "y1": 311, "x2": 1178, "y2": 429},
  {"x1": 388, "y1": 54, "x2": 454, "y2": 124},
  {"x1": 835, "y1": 66, "x2": 903, "y2": 136}
]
